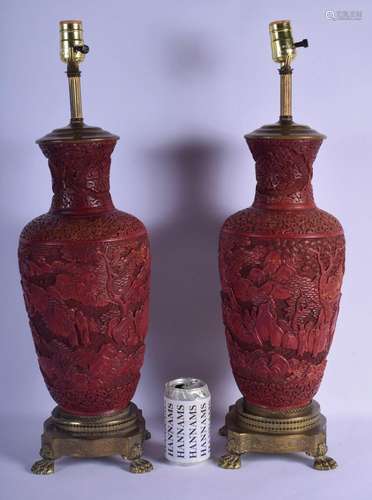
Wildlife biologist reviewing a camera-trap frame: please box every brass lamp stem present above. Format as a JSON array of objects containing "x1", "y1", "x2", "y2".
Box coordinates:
[
  {"x1": 279, "y1": 64, "x2": 293, "y2": 121},
  {"x1": 67, "y1": 62, "x2": 83, "y2": 122}
]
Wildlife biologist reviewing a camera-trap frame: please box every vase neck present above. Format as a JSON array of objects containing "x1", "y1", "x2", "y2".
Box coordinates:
[
  {"x1": 246, "y1": 138, "x2": 322, "y2": 210},
  {"x1": 39, "y1": 140, "x2": 116, "y2": 214}
]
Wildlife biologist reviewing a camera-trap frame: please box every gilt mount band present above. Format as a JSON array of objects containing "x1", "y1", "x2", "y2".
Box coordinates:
[
  {"x1": 238, "y1": 399, "x2": 321, "y2": 434},
  {"x1": 51, "y1": 404, "x2": 139, "y2": 435}
]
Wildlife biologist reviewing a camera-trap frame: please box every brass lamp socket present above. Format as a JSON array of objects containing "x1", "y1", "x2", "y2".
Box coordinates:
[
  {"x1": 60, "y1": 20, "x2": 89, "y2": 65},
  {"x1": 269, "y1": 19, "x2": 296, "y2": 65}
]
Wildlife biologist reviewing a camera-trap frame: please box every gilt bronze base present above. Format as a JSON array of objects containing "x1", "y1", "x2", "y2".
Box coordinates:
[
  {"x1": 218, "y1": 398, "x2": 337, "y2": 471},
  {"x1": 31, "y1": 402, "x2": 153, "y2": 475}
]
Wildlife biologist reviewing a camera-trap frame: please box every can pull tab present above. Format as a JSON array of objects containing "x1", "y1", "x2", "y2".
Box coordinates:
[{"x1": 174, "y1": 381, "x2": 197, "y2": 390}]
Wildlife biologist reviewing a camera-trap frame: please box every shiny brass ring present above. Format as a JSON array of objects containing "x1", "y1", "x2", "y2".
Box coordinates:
[
  {"x1": 51, "y1": 404, "x2": 138, "y2": 435},
  {"x1": 237, "y1": 399, "x2": 320, "y2": 434}
]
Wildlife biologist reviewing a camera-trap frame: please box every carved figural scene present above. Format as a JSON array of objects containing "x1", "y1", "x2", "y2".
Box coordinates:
[
  {"x1": 18, "y1": 21, "x2": 152, "y2": 474},
  {"x1": 218, "y1": 21, "x2": 345, "y2": 470}
]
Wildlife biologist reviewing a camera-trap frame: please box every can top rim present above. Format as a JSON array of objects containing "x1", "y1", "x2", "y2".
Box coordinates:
[{"x1": 165, "y1": 377, "x2": 210, "y2": 399}]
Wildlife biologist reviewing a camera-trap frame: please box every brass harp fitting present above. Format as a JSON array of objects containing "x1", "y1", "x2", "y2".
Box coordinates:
[
  {"x1": 269, "y1": 20, "x2": 308, "y2": 121},
  {"x1": 59, "y1": 20, "x2": 89, "y2": 122}
]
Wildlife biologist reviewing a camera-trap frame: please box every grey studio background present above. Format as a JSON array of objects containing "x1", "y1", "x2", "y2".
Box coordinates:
[{"x1": 0, "y1": 1, "x2": 371, "y2": 499}]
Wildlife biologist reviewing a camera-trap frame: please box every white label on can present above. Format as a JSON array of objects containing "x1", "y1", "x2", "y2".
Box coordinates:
[{"x1": 165, "y1": 397, "x2": 211, "y2": 464}]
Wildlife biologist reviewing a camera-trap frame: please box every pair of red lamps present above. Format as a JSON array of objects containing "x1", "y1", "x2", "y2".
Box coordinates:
[{"x1": 18, "y1": 20, "x2": 344, "y2": 474}]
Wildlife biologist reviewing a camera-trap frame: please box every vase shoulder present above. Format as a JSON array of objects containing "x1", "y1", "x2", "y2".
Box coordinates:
[
  {"x1": 221, "y1": 207, "x2": 344, "y2": 239},
  {"x1": 19, "y1": 209, "x2": 147, "y2": 244}
]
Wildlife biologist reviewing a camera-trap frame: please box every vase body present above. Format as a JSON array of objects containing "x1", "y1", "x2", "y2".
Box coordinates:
[
  {"x1": 18, "y1": 138, "x2": 150, "y2": 416},
  {"x1": 219, "y1": 135, "x2": 345, "y2": 410}
]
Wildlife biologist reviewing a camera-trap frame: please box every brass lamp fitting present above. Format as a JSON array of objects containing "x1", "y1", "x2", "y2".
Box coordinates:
[
  {"x1": 59, "y1": 20, "x2": 89, "y2": 122},
  {"x1": 269, "y1": 20, "x2": 308, "y2": 121}
]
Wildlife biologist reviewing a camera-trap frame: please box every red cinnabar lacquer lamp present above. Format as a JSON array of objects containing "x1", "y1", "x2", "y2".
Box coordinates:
[
  {"x1": 218, "y1": 20, "x2": 345, "y2": 470},
  {"x1": 18, "y1": 21, "x2": 152, "y2": 474}
]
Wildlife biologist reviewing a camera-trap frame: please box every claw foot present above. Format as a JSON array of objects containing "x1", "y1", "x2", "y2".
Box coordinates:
[
  {"x1": 129, "y1": 458, "x2": 153, "y2": 474},
  {"x1": 312, "y1": 443, "x2": 337, "y2": 470},
  {"x1": 218, "y1": 453, "x2": 241, "y2": 470},
  {"x1": 31, "y1": 459, "x2": 55, "y2": 475},
  {"x1": 219, "y1": 425, "x2": 227, "y2": 437},
  {"x1": 314, "y1": 456, "x2": 338, "y2": 471}
]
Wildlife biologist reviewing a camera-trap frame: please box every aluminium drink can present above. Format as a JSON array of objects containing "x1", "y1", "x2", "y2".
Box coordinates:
[{"x1": 164, "y1": 378, "x2": 211, "y2": 464}]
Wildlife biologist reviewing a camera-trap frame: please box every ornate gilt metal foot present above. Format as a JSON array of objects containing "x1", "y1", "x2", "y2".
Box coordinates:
[
  {"x1": 219, "y1": 425, "x2": 227, "y2": 436},
  {"x1": 31, "y1": 445, "x2": 55, "y2": 475},
  {"x1": 129, "y1": 458, "x2": 153, "y2": 474},
  {"x1": 313, "y1": 456, "x2": 337, "y2": 470},
  {"x1": 312, "y1": 444, "x2": 337, "y2": 471},
  {"x1": 122, "y1": 439, "x2": 153, "y2": 473},
  {"x1": 218, "y1": 453, "x2": 241, "y2": 469},
  {"x1": 31, "y1": 458, "x2": 55, "y2": 475}
]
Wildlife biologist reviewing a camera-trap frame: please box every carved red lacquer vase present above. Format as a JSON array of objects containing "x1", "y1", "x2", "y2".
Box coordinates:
[
  {"x1": 19, "y1": 140, "x2": 150, "y2": 415},
  {"x1": 218, "y1": 21, "x2": 345, "y2": 471},
  {"x1": 18, "y1": 21, "x2": 153, "y2": 475}
]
